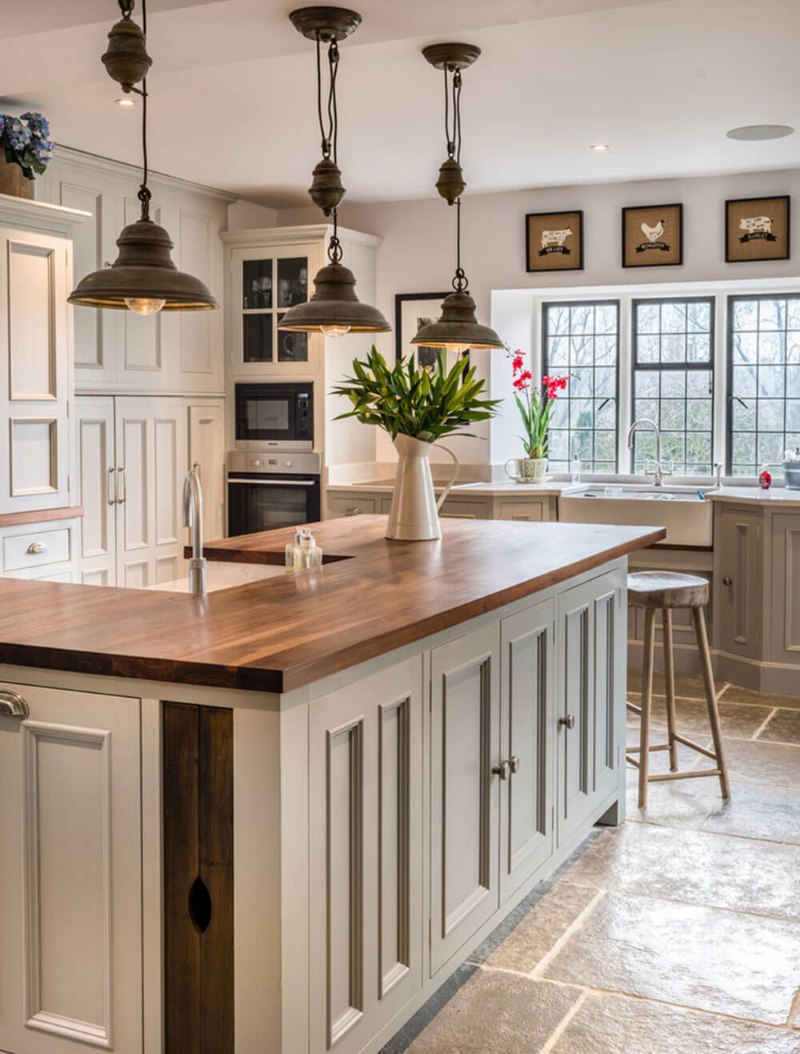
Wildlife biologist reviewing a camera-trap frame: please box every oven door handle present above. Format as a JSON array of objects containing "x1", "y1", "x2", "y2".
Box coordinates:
[{"x1": 227, "y1": 478, "x2": 317, "y2": 487}]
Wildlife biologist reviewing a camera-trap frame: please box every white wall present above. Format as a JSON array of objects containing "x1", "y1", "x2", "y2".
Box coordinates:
[
  {"x1": 278, "y1": 166, "x2": 800, "y2": 467},
  {"x1": 227, "y1": 199, "x2": 277, "y2": 230}
]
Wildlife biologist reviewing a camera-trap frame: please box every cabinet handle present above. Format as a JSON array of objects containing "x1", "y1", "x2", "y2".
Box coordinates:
[
  {"x1": 116, "y1": 466, "x2": 126, "y2": 505},
  {"x1": 26, "y1": 542, "x2": 47, "y2": 555},
  {"x1": 509, "y1": 755, "x2": 521, "y2": 774},
  {"x1": 107, "y1": 467, "x2": 116, "y2": 506},
  {"x1": 0, "y1": 690, "x2": 29, "y2": 719},
  {"x1": 722, "y1": 577, "x2": 732, "y2": 586},
  {"x1": 345, "y1": 506, "x2": 361, "y2": 516},
  {"x1": 559, "y1": 714, "x2": 576, "y2": 730},
  {"x1": 492, "y1": 760, "x2": 511, "y2": 781}
]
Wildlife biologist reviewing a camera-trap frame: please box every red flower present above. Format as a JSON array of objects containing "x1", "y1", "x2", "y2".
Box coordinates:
[
  {"x1": 511, "y1": 353, "x2": 525, "y2": 374},
  {"x1": 542, "y1": 374, "x2": 568, "y2": 400},
  {"x1": 513, "y1": 370, "x2": 532, "y2": 391}
]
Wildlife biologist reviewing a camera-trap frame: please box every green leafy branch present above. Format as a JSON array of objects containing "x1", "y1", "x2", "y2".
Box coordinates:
[{"x1": 331, "y1": 346, "x2": 501, "y2": 442}]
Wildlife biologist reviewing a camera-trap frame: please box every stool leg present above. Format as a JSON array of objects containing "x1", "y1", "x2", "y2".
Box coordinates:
[
  {"x1": 662, "y1": 608, "x2": 679, "y2": 772},
  {"x1": 692, "y1": 606, "x2": 731, "y2": 800},
  {"x1": 639, "y1": 607, "x2": 657, "y2": 808}
]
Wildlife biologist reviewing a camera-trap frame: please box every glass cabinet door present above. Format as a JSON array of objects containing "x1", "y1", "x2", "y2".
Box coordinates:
[{"x1": 238, "y1": 253, "x2": 309, "y2": 367}]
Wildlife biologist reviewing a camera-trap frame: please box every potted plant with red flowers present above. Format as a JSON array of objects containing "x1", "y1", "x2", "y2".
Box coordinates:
[{"x1": 505, "y1": 350, "x2": 568, "y2": 483}]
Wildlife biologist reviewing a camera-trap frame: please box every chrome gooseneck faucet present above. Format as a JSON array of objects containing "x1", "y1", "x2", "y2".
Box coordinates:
[
  {"x1": 182, "y1": 462, "x2": 207, "y2": 595},
  {"x1": 627, "y1": 418, "x2": 672, "y2": 487}
]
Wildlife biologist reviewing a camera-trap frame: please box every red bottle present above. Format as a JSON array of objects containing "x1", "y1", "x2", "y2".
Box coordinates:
[{"x1": 759, "y1": 464, "x2": 772, "y2": 490}]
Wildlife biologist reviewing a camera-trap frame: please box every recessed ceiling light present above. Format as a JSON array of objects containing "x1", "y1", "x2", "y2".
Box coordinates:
[
  {"x1": 726, "y1": 124, "x2": 794, "y2": 141},
  {"x1": 115, "y1": 96, "x2": 135, "y2": 108},
  {"x1": 590, "y1": 143, "x2": 610, "y2": 151}
]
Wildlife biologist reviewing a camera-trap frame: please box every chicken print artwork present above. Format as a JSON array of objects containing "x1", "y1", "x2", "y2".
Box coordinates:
[
  {"x1": 725, "y1": 196, "x2": 790, "y2": 263},
  {"x1": 623, "y1": 203, "x2": 683, "y2": 267}
]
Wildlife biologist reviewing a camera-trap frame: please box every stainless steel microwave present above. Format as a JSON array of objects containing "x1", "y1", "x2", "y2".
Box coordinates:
[{"x1": 234, "y1": 382, "x2": 314, "y2": 450}]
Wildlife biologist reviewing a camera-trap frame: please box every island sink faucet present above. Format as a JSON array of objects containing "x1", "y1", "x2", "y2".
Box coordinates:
[
  {"x1": 626, "y1": 418, "x2": 672, "y2": 487},
  {"x1": 182, "y1": 462, "x2": 207, "y2": 595}
]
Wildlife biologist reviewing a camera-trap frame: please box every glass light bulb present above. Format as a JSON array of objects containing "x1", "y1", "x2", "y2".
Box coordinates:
[
  {"x1": 125, "y1": 297, "x2": 166, "y2": 316},
  {"x1": 320, "y1": 324, "x2": 351, "y2": 339}
]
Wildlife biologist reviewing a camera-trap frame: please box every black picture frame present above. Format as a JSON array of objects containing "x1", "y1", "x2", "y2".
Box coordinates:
[
  {"x1": 525, "y1": 210, "x2": 584, "y2": 273},
  {"x1": 725, "y1": 195, "x2": 790, "y2": 263},
  {"x1": 621, "y1": 203, "x2": 684, "y2": 268},
  {"x1": 394, "y1": 291, "x2": 450, "y2": 365}
]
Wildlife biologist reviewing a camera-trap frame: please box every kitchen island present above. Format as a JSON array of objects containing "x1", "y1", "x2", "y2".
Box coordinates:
[{"x1": 0, "y1": 517, "x2": 662, "y2": 1054}]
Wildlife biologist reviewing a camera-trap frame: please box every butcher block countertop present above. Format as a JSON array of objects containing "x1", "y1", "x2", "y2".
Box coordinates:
[{"x1": 0, "y1": 517, "x2": 664, "y2": 693}]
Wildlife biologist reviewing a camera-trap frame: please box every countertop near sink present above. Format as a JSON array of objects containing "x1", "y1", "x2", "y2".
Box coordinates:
[{"x1": 0, "y1": 517, "x2": 663, "y2": 693}]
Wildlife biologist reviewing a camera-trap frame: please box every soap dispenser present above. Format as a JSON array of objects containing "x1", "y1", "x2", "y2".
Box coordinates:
[{"x1": 285, "y1": 527, "x2": 323, "y2": 573}]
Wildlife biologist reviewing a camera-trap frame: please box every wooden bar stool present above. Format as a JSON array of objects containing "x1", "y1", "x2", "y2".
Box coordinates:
[{"x1": 627, "y1": 571, "x2": 730, "y2": 808}]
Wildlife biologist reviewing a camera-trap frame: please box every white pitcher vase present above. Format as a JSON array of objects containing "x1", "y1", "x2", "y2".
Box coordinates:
[{"x1": 386, "y1": 434, "x2": 459, "y2": 541}]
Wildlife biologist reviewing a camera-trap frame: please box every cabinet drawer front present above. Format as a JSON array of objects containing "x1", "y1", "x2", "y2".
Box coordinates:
[
  {"x1": 3, "y1": 526, "x2": 71, "y2": 570},
  {"x1": 497, "y1": 501, "x2": 544, "y2": 522},
  {"x1": 327, "y1": 495, "x2": 378, "y2": 518},
  {"x1": 439, "y1": 500, "x2": 490, "y2": 520}
]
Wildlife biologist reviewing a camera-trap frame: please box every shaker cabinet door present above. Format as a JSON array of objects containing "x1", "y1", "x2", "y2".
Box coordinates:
[
  {"x1": 430, "y1": 624, "x2": 500, "y2": 975},
  {"x1": 308, "y1": 656, "x2": 424, "y2": 1054},
  {"x1": 716, "y1": 507, "x2": 762, "y2": 660},
  {"x1": 75, "y1": 396, "x2": 117, "y2": 586},
  {"x1": 0, "y1": 681, "x2": 142, "y2": 1054}
]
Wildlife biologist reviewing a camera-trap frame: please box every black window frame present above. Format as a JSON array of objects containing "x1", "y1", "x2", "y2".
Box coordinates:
[
  {"x1": 541, "y1": 298, "x2": 621, "y2": 473},
  {"x1": 726, "y1": 292, "x2": 800, "y2": 476},
  {"x1": 630, "y1": 295, "x2": 716, "y2": 475}
]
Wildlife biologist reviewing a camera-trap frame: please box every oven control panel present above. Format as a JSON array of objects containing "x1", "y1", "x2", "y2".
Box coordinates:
[{"x1": 226, "y1": 450, "x2": 322, "y2": 476}]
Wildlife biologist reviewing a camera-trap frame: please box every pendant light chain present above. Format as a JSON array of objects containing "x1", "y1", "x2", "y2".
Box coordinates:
[
  {"x1": 315, "y1": 33, "x2": 343, "y2": 264},
  {"x1": 444, "y1": 63, "x2": 467, "y2": 292}
]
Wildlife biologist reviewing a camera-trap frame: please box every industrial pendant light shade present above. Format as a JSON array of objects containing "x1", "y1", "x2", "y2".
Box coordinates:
[
  {"x1": 411, "y1": 42, "x2": 503, "y2": 353},
  {"x1": 69, "y1": 0, "x2": 218, "y2": 314},
  {"x1": 278, "y1": 6, "x2": 390, "y2": 337}
]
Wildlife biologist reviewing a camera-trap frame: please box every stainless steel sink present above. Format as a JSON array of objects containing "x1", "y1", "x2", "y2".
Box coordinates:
[
  {"x1": 559, "y1": 485, "x2": 713, "y2": 546},
  {"x1": 150, "y1": 561, "x2": 285, "y2": 594}
]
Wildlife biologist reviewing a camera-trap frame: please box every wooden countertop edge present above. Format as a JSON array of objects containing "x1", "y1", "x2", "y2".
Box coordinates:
[{"x1": 0, "y1": 506, "x2": 84, "y2": 527}]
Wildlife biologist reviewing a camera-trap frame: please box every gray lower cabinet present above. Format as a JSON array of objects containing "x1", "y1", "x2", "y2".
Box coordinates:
[
  {"x1": 769, "y1": 512, "x2": 800, "y2": 663},
  {"x1": 308, "y1": 655, "x2": 425, "y2": 1054},
  {"x1": 556, "y1": 571, "x2": 624, "y2": 847},
  {"x1": 716, "y1": 506, "x2": 762, "y2": 660}
]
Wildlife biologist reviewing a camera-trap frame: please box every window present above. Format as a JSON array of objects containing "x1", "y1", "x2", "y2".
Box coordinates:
[
  {"x1": 542, "y1": 300, "x2": 619, "y2": 472},
  {"x1": 728, "y1": 295, "x2": 800, "y2": 476},
  {"x1": 631, "y1": 298, "x2": 715, "y2": 475}
]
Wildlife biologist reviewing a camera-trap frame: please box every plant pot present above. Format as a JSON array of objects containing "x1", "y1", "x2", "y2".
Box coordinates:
[
  {"x1": 386, "y1": 434, "x2": 459, "y2": 541},
  {"x1": 0, "y1": 155, "x2": 32, "y2": 200},
  {"x1": 504, "y1": 456, "x2": 548, "y2": 483}
]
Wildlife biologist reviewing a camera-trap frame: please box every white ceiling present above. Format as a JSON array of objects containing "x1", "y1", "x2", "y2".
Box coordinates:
[{"x1": 2, "y1": 0, "x2": 799, "y2": 207}]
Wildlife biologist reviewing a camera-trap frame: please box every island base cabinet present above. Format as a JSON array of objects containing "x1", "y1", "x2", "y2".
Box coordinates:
[
  {"x1": 556, "y1": 570, "x2": 625, "y2": 847},
  {"x1": 308, "y1": 656, "x2": 424, "y2": 1054},
  {"x1": 0, "y1": 681, "x2": 142, "y2": 1054}
]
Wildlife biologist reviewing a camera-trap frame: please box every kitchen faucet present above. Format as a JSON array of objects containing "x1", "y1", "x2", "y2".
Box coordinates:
[
  {"x1": 182, "y1": 462, "x2": 207, "y2": 595},
  {"x1": 626, "y1": 418, "x2": 672, "y2": 487}
]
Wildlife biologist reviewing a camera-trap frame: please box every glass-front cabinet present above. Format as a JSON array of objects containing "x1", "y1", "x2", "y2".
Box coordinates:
[{"x1": 231, "y1": 244, "x2": 320, "y2": 375}]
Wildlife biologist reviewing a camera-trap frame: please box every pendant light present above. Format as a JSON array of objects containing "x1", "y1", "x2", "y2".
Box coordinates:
[
  {"x1": 278, "y1": 7, "x2": 390, "y2": 337},
  {"x1": 69, "y1": 0, "x2": 217, "y2": 314},
  {"x1": 411, "y1": 44, "x2": 503, "y2": 354}
]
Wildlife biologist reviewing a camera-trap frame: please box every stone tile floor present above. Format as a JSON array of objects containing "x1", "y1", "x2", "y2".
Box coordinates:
[{"x1": 382, "y1": 676, "x2": 800, "y2": 1053}]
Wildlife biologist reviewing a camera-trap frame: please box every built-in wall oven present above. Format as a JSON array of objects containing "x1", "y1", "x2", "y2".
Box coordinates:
[
  {"x1": 234, "y1": 382, "x2": 313, "y2": 450},
  {"x1": 227, "y1": 451, "x2": 321, "y2": 536}
]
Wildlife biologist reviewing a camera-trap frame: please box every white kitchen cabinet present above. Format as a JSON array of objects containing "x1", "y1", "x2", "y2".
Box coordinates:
[
  {"x1": 188, "y1": 402, "x2": 226, "y2": 541},
  {"x1": 499, "y1": 599, "x2": 555, "y2": 902},
  {"x1": 0, "y1": 199, "x2": 86, "y2": 517},
  {"x1": 75, "y1": 395, "x2": 213, "y2": 587},
  {"x1": 308, "y1": 656, "x2": 424, "y2": 1054},
  {"x1": 430, "y1": 623, "x2": 501, "y2": 975},
  {"x1": 556, "y1": 568, "x2": 625, "y2": 846},
  {"x1": 0, "y1": 680, "x2": 142, "y2": 1053},
  {"x1": 0, "y1": 519, "x2": 79, "y2": 583},
  {"x1": 40, "y1": 148, "x2": 231, "y2": 396}
]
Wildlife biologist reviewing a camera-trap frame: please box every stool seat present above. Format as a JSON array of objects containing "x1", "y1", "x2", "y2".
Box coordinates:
[{"x1": 628, "y1": 571, "x2": 709, "y2": 609}]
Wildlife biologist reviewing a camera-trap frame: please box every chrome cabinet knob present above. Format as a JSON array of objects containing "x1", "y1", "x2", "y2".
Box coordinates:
[
  {"x1": 492, "y1": 760, "x2": 511, "y2": 781},
  {"x1": 559, "y1": 714, "x2": 576, "y2": 730},
  {"x1": 26, "y1": 542, "x2": 46, "y2": 555},
  {"x1": 509, "y1": 755, "x2": 521, "y2": 774},
  {"x1": 0, "y1": 690, "x2": 29, "y2": 719},
  {"x1": 345, "y1": 506, "x2": 361, "y2": 516},
  {"x1": 722, "y1": 577, "x2": 732, "y2": 586}
]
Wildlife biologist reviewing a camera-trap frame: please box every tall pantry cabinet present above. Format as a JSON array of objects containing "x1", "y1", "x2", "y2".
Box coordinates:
[{"x1": 37, "y1": 148, "x2": 233, "y2": 585}]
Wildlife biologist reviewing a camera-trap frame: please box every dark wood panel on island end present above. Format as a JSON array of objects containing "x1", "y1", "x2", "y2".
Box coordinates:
[{"x1": 0, "y1": 517, "x2": 665, "y2": 692}]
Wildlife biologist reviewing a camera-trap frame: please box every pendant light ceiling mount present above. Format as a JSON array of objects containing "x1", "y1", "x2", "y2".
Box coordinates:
[
  {"x1": 70, "y1": 0, "x2": 218, "y2": 314},
  {"x1": 412, "y1": 40, "x2": 504, "y2": 353},
  {"x1": 278, "y1": 6, "x2": 390, "y2": 337}
]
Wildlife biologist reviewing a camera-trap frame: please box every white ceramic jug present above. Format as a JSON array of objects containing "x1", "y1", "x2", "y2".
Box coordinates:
[{"x1": 386, "y1": 434, "x2": 459, "y2": 541}]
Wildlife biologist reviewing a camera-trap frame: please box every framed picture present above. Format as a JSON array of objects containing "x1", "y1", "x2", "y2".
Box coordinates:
[
  {"x1": 725, "y1": 195, "x2": 790, "y2": 263},
  {"x1": 526, "y1": 210, "x2": 583, "y2": 272},
  {"x1": 622, "y1": 203, "x2": 683, "y2": 267},
  {"x1": 395, "y1": 292, "x2": 452, "y2": 367}
]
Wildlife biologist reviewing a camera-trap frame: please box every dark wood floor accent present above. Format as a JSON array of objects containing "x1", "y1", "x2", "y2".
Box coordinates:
[
  {"x1": 163, "y1": 702, "x2": 234, "y2": 1054},
  {"x1": 0, "y1": 517, "x2": 664, "y2": 692}
]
